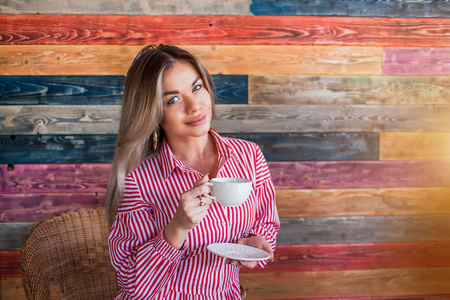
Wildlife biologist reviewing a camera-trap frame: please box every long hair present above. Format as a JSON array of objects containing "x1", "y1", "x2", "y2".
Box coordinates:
[{"x1": 105, "y1": 44, "x2": 216, "y2": 226}]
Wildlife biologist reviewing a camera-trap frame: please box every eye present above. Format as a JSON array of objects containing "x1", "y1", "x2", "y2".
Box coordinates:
[
  {"x1": 167, "y1": 95, "x2": 180, "y2": 105},
  {"x1": 192, "y1": 84, "x2": 202, "y2": 92}
]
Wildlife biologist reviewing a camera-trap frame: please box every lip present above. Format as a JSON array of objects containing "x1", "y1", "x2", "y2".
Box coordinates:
[{"x1": 186, "y1": 114, "x2": 207, "y2": 126}]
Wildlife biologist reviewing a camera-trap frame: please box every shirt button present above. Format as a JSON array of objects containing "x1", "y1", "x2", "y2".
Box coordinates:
[{"x1": 222, "y1": 221, "x2": 226, "y2": 226}]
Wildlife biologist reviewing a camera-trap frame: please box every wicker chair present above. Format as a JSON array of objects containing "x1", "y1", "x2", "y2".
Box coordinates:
[{"x1": 20, "y1": 208, "x2": 119, "y2": 300}]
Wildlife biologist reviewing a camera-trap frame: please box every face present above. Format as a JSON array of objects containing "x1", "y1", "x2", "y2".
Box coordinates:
[{"x1": 160, "y1": 61, "x2": 212, "y2": 142}]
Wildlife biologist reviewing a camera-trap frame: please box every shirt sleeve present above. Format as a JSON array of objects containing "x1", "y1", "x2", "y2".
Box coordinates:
[
  {"x1": 108, "y1": 174, "x2": 188, "y2": 300},
  {"x1": 248, "y1": 145, "x2": 280, "y2": 268}
]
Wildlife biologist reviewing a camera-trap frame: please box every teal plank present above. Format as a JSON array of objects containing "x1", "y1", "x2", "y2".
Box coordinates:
[
  {"x1": 0, "y1": 133, "x2": 377, "y2": 164},
  {"x1": 250, "y1": 0, "x2": 450, "y2": 17},
  {"x1": 0, "y1": 75, "x2": 247, "y2": 105}
]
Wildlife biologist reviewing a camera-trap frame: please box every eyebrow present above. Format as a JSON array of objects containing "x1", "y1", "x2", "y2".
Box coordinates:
[{"x1": 163, "y1": 76, "x2": 201, "y2": 96}]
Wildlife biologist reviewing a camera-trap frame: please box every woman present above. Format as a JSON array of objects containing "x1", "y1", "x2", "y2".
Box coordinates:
[{"x1": 106, "y1": 44, "x2": 280, "y2": 299}]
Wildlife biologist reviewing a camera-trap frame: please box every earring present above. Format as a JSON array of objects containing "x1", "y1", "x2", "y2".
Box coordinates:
[{"x1": 152, "y1": 130, "x2": 158, "y2": 151}]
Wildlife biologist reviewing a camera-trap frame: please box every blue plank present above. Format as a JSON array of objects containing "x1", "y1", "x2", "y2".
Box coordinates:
[
  {"x1": 0, "y1": 132, "x2": 377, "y2": 164},
  {"x1": 250, "y1": 0, "x2": 450, "y2": 17},
  {"x1": 0, "y1": 75, "x2": 247, "y2": 105}
]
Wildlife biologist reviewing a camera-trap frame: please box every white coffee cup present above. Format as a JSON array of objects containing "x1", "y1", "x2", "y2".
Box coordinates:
[{"x1": 202, "y1": 177, "x2": 252, "y2": 207}]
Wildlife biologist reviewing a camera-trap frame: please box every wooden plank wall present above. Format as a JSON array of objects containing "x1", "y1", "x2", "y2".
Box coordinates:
[{"x1": 1, "y1": 1, "x2": 450, "y2": 299}]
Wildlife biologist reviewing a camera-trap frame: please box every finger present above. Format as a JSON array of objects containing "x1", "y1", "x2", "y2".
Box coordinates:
[{"x1": 193, "y1": 173, "x2": 209, "y2": 187}]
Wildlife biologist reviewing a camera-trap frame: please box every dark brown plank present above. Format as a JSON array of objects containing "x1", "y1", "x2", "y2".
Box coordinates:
[{"x1": 2, "y1": 15, "x2": 450, "y2": 46}]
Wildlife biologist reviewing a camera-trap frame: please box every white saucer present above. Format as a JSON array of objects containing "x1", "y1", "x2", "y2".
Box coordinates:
[{"x1": 207, "y1": 243, "x2": 271, "y2": 261}]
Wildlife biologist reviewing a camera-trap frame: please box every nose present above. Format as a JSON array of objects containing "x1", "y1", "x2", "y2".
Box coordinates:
[{"x1": 184, "y1": 94, "x2": 200, "y2": 114}]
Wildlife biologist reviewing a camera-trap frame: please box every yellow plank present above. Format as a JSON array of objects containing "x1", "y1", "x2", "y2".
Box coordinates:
[
  {"x1": 240, "y1": 267, "x2": 450, "y2": 299},
  {"x1": 276, "y1": 187, "x2": 450, "y2": 218},
  {"x1": 380, "y1": 132, "x2": 450, "y2": 160},
  {"x1": 0, "y1": 45, "x2": 382, "y2": 76}
]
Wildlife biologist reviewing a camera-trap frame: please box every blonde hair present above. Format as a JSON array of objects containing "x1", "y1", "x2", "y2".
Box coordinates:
[{"x1": 105, "y1": 44, "x2": 216, "y2": 226}]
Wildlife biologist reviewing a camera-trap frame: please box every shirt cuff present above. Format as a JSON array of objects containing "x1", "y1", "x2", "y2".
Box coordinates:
[{"x1": 154, "y1": 228, "x2": 188, "y2": 261}]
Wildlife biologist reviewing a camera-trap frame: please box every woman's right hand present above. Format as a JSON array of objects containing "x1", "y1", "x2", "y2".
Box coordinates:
[{"x1": 163, "y1": 174, "x2": 213, "y2": 249}]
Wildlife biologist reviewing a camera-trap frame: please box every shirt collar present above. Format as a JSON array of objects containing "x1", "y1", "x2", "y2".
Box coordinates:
[{"x1": 157, "y1": 128, "x2": 239, "y2": 181}]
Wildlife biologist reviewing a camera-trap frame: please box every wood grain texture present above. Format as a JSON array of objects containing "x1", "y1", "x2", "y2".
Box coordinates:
[
  {"x1": 383, "y1": 47, "x2": 450, "y2": 75},
  {"x1": 0, "y1": 163, "x2": 110, "y2": 194},
  {"x1": 276, "y1": 187, "x2": 450, "y2": 217},
  {"x1": 0, "y1": 277, "x2": 59, "y2": 300},
  {"x1": 240, "y1": 268, "x2": 450, "y2": 299},
  {"x1": 0, "y1": 75, "x2": 247, "y2": 105},
  {"x1": 0, "y1": 134, "x2": 117, "y2": 164},
  {"x1": 278, "y1": 214, "x2": 450, "y2": 245},
  {"x1": 2, "y1": 160, "x2": 449, "y2": 195},
  {"x1": 380, "y1": 132, "x2": 450, "y2": 160},
  {"x1": 3, "y1": 15, "x2": 450, "y2": 47},
  {"x1": 0, "y1": 0, "x2": 250, "y2": 15},
  {"x1": 0, "y1": 45, "x2": 383, "y2": 76},
  {"x1": 3, "y1": 104, "x2": 450, "y2": 135},
  {"x1": 2, "y1": 187, "x2": 449, "y2": 222},
  {"x1": 0, "y1": 193, "x2": 105, "y2": 222},
  {"x1": 205, "y1": 133, "x2": 378, "y2": 161},
  {"x1": 0, "y1": 133, "x2": 377, "y2": 164},
  {"x1": 267, "y1": 161, "x2": 450, "y2": 189},
  {"x1": 249, "y1": 75, "x2": 450, "y2": 105},
  {"x1": 250, "y1": 0, "x2": 450, "y2": 17},
  {"x1": 3, "y1": 214, "x2": 450, "y2": 250},
  {"x1": 5, "y1": 241, "x2": 450, "y2": 278}
]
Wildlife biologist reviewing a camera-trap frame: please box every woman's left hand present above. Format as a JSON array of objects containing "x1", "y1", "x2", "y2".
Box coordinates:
[{"x1": 226, "y1": 235, "x2": 273, "y2": 269}]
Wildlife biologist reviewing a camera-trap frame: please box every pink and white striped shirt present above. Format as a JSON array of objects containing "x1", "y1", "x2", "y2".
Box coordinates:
[{"x1": 109, "y1": 129, "x2": 280, "y2": 300}]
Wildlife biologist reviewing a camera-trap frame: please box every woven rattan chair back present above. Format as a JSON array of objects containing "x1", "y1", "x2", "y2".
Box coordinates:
[{"x1": 21, "y1": 208, "x2": 119, "y2": 300}]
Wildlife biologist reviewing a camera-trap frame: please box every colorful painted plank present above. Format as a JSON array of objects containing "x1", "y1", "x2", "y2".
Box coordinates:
[
  {"x1": 0, "y1": 45, "x2": 383, "y2": 76},
  {"x1": 0, "y1": 163, "x2": 110, "y2": 194},
  {"x1": 0, "y1": 135, "x2": 117, "y2": 164},
  {"x1": 0, "y1": 277, "x2": 59, "y2": 300},
  {"x1": 0, "y1": 132, "x2": 377, "y2": 164},
  {"x1": 250, "y1": 0, "x2": 450, "y2": 18},
  {"x1": 249, "y1": 75, "x2": 450, "y2": 105},
  {"x1": 268, "y1": 161, "x2": 450, "y2": 189},
  {"x1": 3, "y1": 104, "x2": 450, "y2": 135},
  {"x1": 2, "y1": 160, "x2": 449, "y2": 195},
  {"x1": 2, "y1": 15, "x2": 450, "y2": 47},
  {"x1": 4, "y1": 241, "x2": 450, "y2": 278},
  {"x1": 240, "y1": 268, "x2": 450, "y2": 299},
  {"x1": 277, "y1": 214, "x2": 450, "y2": 245},
  {"x1": 0, "y1": 75, "x2": 248, "y2": 105},
  {"x1": 0, "y1": 193, "x2": 106, "y2": 222},
  {"x1": 0, "y1": 0, "x2": 250, "y2": 15},
  {"x1": 380, "y1": 132, "x2": 450, "y2": 161},
  {"x1": 276, "y1": 187, "x2": 450, "y2": 218},
  {"x1": 2, "y1": 187, "x2": 449, "y2": 222},
  {"x1": 3, "y1": 214, "x2": 450, "y2": 250},
  {"x1": 383, "y1": 47, "x2": 450, "y2": 76}
]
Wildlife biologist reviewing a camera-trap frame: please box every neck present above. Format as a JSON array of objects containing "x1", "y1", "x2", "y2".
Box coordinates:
[{"x1": 169, "y1": 134, "x2": 215, "y2": 163}]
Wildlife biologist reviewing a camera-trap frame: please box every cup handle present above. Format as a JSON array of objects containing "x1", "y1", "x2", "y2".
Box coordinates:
[{"x1": 202, "y1": 182, "x2": 216, "y2": 200}]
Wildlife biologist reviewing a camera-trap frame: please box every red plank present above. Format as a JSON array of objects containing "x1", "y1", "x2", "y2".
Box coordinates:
[
  {"x1": 243, "y1": 241, "x2": 450, "y2": 274},
  {"x1": 0, "y1": 251, "x2": 21, "y2": 278},
  {"x1": 2, "y1": 15, "x2": 450, "y2": 46},
  {"x1": 0, "y1": 193, "x2": 105, "y2": 222},
  {"x1": 4, "y1": 241, "x2": 450, "y2": 278},
  {"x1": 2, "y1": 161, "x2": 449, "y2": 195}
]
